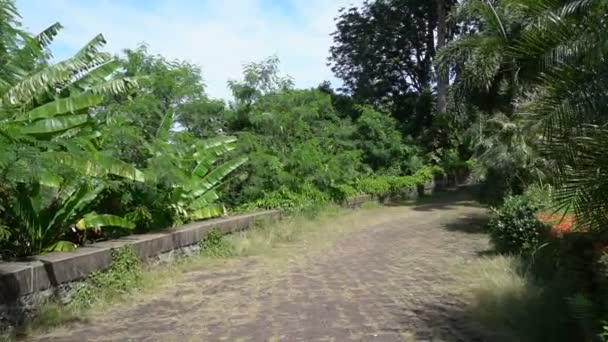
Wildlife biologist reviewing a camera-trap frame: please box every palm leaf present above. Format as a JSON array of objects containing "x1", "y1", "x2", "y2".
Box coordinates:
[
  {"x1": 74, "y1": 34, "x2": 107, "y2": 61},
  {"x1": 70, "y1": 59, "x2": 121, "y2": 89},
  {"x1": 33, "y1": 22, "x2": 63, "y2": 49},
  {"x1": 86, "y1": 77, "x2": 137, "y2": 96},
  {"x1": 192, "y1": 136, "x2": 238, "y2": 177},
  {"x1": 45, "y1": 151, "x2": 145, "y2": 182},
  {"x1": 44, "y1": 240, "x2": 77, "y2": 252},
  {"x1": 95, "y1": 155, "x2": 146, "y2": 182}
]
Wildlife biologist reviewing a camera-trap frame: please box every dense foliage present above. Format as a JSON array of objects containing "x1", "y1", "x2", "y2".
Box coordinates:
[
  {"x1": 0, "y1": 4, "x2": 245, "y2": 258},
  {"x1": 0, "y1": 2, "x2": 445, "y2": 259},
  {"x1": 435, "y1": 0, "x2": 608, "y2": 338}
]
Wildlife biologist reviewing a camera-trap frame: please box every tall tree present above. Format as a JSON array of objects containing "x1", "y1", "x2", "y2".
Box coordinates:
[
  {"x1": 329, "y1": 0, "x2": 456, "y2": 137},
  {"x1": 435, "y1": 0, "x2": 448, "y2": 114},
  {"x1": 103, "y1": 44, "x2": 224, "y2": 139}
]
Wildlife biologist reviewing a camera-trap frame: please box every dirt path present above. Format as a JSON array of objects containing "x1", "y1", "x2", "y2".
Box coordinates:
[{"x1": 35, "y1": 191, "x2": 491, "y2": 342}]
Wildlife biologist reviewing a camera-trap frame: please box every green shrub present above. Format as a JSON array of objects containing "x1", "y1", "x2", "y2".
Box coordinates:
[
  {"x1": 70, "y1": 247, "x2": 142, "y2": 310},
  {"x1": 331, "y1": 184, "x2": 360, "y2": 201},
  {"x1": 479, "y1": 167, "x2": 527, "y2": 205},
  {"x1": 355, "y1": 176, "x2": 391, "y2": 196},
  {"x1": 487, "y1": 195, "x2": 548, "y2": 254},
  {"x1": 200, "y1": 229, "x2": 234, "y2": 257},
  {"x1": 524, "y1": 183, "x2": 554, "y2": 211},
  {"x1": 353, "y1": 165, "x2": 442, "y2": 197},
  {"x1": 246, "y1": 183, "x2": 330, "y2": 211}
]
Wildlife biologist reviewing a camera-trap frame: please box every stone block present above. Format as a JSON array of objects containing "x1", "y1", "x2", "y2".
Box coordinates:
[
  {"x1": 32, "y1": 246, "x2": 113, "y2": 287},
  {"x1": 0, "y1": 261, "x2": 48, "y2": 303},
  {"x1": 118, "y1": 233, "x2": 175, "y2": 260}
]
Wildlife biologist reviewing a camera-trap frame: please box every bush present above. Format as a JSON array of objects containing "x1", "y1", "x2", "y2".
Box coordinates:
[
  {"x1": 478, "y1": 167, "x2": 527, "y2": 205},
  {"x1": 200, "y1": 229, "x2": 234, "y2": 257},
  {"x1": 487, "y1": 195, "x2": 549, "y2": 254},
  {"x1": 245, "y1": 183, "x2": 330, "y2": 211},
  {"x1": 353, "y1": 165, "x2": 442, "y2": 197},
  {"x1": 331, "y1": 184, "x2": 360, "y2": 202}
]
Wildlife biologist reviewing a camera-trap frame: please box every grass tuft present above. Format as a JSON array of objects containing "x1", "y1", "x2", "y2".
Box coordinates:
[{"x1": 455, "y1": 255, "x2": 579, "y2": 342}]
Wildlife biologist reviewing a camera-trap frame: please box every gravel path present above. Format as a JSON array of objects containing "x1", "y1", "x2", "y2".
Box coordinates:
[{"x1": 35, "y1": 190, "x2": 491, "y2": 342}]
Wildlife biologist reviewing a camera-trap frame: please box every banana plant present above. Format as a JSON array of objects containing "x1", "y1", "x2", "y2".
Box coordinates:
[
  {"x1": 146, "y1": 112, "x2": 247, "y2": 224},
  {"x1": 174, "y1": 136, "x2": 248, "y2": 221},
  {"x1": 9, "y1": 180, "x2": 134, "y2": 256},
  {"x1": 0, "y1": 29, "x2": 143, "y2": 185}
]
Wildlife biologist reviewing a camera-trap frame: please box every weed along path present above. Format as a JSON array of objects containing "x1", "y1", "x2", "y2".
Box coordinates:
[{"x1": 31, "y1": 191, "x2": 492, "y2": 342}]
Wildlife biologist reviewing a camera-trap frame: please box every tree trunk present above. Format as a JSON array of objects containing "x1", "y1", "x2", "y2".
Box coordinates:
[{"x1": 435, "y1": 0, "x2": 448, "y2": 114}]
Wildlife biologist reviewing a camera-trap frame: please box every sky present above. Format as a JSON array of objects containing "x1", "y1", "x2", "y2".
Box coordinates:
[{"x1": 16, "y1": 0, "x2": 362, "y2": 100}]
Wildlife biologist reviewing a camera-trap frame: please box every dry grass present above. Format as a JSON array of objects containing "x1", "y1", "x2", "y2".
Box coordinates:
[{"x1": 453, "y1": 255, "x2": 577, "y2": 342}]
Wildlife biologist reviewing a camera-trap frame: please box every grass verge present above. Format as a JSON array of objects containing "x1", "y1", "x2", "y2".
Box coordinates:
[{"x1": 454, "y1": 255, "x2": 579, "y2": 342}]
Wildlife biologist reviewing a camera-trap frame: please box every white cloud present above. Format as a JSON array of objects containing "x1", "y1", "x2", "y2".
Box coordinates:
[{"x1": 16, "y1": 0, "x2": 363, "y2": 100}]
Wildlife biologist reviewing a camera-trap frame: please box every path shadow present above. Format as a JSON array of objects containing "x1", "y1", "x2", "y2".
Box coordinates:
[
  {"x1": 387, "y1": 186, "x2": 486, "y2": 213},
  {"x1": 0, "y1": 269, "x2": 26, "y2": 334},
  {"x1": 442, "y1": 212, "x2": 489, "y2": 235},
  {"x1": 412, "y1": 286, "x2": 583, "y2": 342}
]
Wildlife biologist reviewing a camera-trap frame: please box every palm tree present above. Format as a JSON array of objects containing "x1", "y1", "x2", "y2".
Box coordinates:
[
  {"x1": 511, "y1": 0, "x2": 608, "y2": 231},
  {"x1": 437, "y1": 0, "x2": 527, "y2": 115}
]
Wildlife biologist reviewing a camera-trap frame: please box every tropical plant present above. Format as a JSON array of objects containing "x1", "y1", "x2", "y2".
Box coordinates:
[
  {"x1": 143, "y1": 114, "x2": 247, "y2": 224},
  {"x1": 0, "y1": 10, "x2": 143, "y2": 258},
  {"x1": 2, "y1": 180, "x2": 134, "y2": 257},
  {"x1": 508, "y1": 0, "x2": 608, "y2": 232},
  {"x1": 436, "y1": 0, "x2": 527, "y2": 114}
]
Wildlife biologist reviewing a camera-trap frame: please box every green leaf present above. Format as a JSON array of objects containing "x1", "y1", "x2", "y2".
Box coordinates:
[
  {"x1": 47, "y1": 183, "x2": 104, "y2": 233},
  {"x1": 70, "y1": 59, "x2": 121, "y2": 90},
  {"x1": 188, "y1": 205, "x2": 225, "y2": 221},
  {"x1": 33, "y1": 22, "x2": 63, "y2": 49},
  {"x1": 193, "y1": 156, "x2": 248, "y2": 197},
  {"x1": 155, "y1": 111, "x2": 174, "y2": 140},
  {"x1": 74, "y1": 34, "x2": 107, "y2": 61},
  {"x1": 0, "y1": 225, "x2": 11, "y2": 241},
  {"x1": 21, "y1": 114, "x2": 90, "y2": 135},
  {"x1": 21, "y1": 92, "x2": 104, "y2": 121},
  {"x1": 96, "y1": 155, "x2": 145, "y2": 182},
  {"x1": 45, "y1": 152, "x2": 145, "y2": 182},
  {"x1": 44, "y1": 240, "x2": 77, "y2": 252},
  {"x1": 39, "y1": 171, "x2": 63, "y2": 188},
  {"x1": 187, "y1": 190, "x2": 220, "y2": 211},
  {"x1": 76, "y1": 213, "x2": 135, "y2": 230}
]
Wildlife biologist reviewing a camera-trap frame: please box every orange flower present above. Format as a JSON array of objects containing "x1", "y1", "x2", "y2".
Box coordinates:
[{"x1": 536, "y1": 212, "x2": 575, "y2": 237}]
